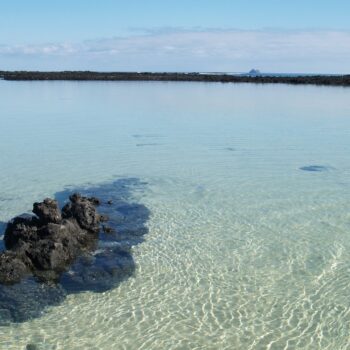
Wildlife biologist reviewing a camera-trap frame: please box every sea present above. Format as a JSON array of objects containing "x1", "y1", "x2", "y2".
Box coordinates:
[{"x1": 0, "y1": 80, "x2": 350, "y2": 349}]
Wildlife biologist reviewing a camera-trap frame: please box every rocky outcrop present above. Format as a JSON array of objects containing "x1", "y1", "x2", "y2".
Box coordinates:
[
  {"x1": 0, "y1": 194, "x2": 101, "y2": 284},
  {"x1": 0, "y1": 178, "x2": 150, "y2": 324}
]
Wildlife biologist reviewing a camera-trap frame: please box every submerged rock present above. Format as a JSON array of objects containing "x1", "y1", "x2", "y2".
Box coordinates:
[
  {"x1": 0, "y1": 277, "x2": 66, "y2": 324},
  {"x1": 299, "y1": 165, "x2": 333, "y2": 172},
  {"x1": 26, "y1": 345, "x2": 39, "y2": 350},
  {"x1": 102, "y1": 225, "x2": 115, "y2": 234}
]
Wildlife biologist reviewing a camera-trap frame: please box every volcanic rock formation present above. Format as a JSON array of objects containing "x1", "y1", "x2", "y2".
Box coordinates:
[
  {"x1": 0, "y1": 194, "x2": 101, "y2": 284},
  {"x1": 0, "y1": 178, "x2": 150, "y2": 323}
]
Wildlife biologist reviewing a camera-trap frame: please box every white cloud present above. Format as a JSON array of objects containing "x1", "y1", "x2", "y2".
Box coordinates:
[
  {"x1": 1, "y1": 29, "x2": 350, "y2": 73},
  {"x1": 0, "y1": 43, "x2": 77, "y2": 55}
]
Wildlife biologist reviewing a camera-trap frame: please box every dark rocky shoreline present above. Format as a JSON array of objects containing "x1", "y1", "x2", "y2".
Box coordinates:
[{"x1": 1, "y1": 71, "x2": 350, "y2": 86}]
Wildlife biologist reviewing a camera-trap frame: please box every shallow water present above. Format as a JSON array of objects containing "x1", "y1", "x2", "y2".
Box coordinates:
[{"x1": 1, "y1": 81, "x2": 350, "y2": 349}]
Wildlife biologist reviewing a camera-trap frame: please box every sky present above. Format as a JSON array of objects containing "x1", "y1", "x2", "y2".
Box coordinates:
[{"x1": 1, "y1": 0, "x2": 350, "y2": 73}]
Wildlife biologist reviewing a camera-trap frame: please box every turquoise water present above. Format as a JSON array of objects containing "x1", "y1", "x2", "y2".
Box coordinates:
[{"x1": 1, "y1": 81, "x2": 350, "y2": 349}]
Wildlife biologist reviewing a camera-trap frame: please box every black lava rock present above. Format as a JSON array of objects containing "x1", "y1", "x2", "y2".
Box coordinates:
[
  {"x1": 33, "y1": 198, "x2": 62, "y2": 224},
  {"x1": 1, "y1": 194, "x2": 101, "y2": 284},
  {"x1": 0, "y1": 178, "x2": 150, "y2": 323}
]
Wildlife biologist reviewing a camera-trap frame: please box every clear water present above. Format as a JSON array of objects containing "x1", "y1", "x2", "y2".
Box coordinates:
[{"x1": 1, "y1": 81, "x2": 350, "y2": 349}]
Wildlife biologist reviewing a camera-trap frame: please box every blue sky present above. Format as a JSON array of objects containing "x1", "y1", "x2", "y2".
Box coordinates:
[{"x1": 1, "y1": 0, "x2": 350, "y2": 73}]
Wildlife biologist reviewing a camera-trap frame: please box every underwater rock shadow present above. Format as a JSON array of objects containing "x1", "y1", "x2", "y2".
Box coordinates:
[
  {"x1": 56, "y1": 178, "x2": 150, "y2": 294},
  {"x1": 0, "y1": 178, "x2": 151, "y2": 324},
  {"x1": 299, "y1": 165, "x2": 334, "y2": 172}
]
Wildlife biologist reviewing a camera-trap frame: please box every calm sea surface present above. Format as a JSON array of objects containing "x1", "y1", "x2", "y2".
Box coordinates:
[{"x1": 1, "y1": 81, "x2": 350, "y2": 349}]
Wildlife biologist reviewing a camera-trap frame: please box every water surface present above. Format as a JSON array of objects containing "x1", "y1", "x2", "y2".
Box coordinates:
[{"x1": 1, "y1": 81, "x2": 350, "y2": 349}]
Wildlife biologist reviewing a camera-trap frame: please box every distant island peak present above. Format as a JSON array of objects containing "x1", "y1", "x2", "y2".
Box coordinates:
[{"x1": 248, "y1": 69, "x2": 262, "y2": 76}]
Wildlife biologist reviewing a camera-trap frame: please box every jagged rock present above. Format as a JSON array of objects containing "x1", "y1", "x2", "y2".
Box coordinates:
[
  {"x1": 0, "y1": 178, "x2": 151, "y2": 323},
  {"x1": 33, "y1": 198, "x2": 62, "y2": 224},
  {"x1": 0, "y1": 251, "x2": 29, "y2": 284},
  {"x1": 4, "y1": 215, "x2": 40, "y2": 250},
  {"x1": 1, "y1": 193, "x2": 101, "y2": 284},
  {"x1": 62, "y1": 194, "x2": 100, "y2": 233}
]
